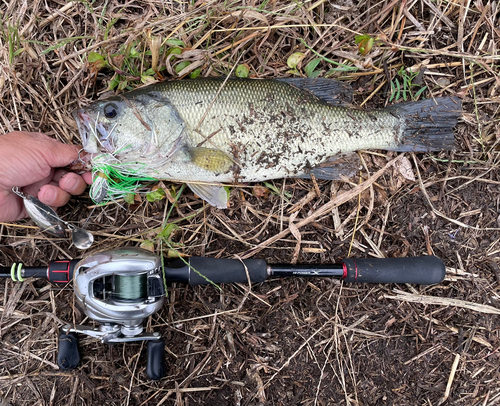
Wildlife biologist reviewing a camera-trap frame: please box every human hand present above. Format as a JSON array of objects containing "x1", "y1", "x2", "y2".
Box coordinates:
[{"x1": 0, "y1": 132, "x2": 93, "y2": 222}]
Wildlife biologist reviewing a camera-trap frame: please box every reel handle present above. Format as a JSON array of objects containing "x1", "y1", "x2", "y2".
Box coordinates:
[
  {"x1": 146, "y1": 339, "x2": 166, "y2": 380},
  {"x1": 57, "y1": 332, "x2": 80, "y2": 370}
]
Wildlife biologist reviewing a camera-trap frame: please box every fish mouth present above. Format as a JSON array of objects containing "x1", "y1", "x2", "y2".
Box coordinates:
[{"x1": 72, "y1": 109, "x2": 115, "y2": 154}]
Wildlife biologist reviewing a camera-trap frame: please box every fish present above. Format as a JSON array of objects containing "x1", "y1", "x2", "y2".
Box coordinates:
[{"x1": 73, "y1": 77, "x2": 461, "y2": 208}]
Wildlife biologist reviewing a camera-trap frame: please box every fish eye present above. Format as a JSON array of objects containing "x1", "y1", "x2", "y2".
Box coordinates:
[{"x1": 103, "y1": 103, "x2": 118, "y2": 119}]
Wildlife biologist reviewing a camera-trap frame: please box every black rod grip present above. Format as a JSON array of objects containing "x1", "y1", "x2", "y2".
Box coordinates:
[
  {"x1": 165, "y1": 257, "x2": 267, "y2": 286},
  {"x1": 146, "y1": 339, "x2": 166, "y2": 380},
  {"x1": 22, "y1": 266, "x2": 49, "y2": 279},
  {"x1": 58, "y1": 332, "x2": 80, "y2": 370},
  {"x1": 342, "y1": 256, "x2": 445, "y2": 285}
]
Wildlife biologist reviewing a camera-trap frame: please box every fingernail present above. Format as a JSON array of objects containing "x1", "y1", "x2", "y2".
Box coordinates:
[
  {"x1": 65, "y1": 177, "x2": 79, "y2": 192},
  {"x1": 43, "y1": 187, "x2": 57, "y2": 204}
]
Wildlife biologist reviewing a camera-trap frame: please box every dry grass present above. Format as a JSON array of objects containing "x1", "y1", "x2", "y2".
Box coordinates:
[{"x1": 1, "y1": 1, "x2": 500, "y2": 405}]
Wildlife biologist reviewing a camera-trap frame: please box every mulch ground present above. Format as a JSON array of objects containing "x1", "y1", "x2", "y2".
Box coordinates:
[{"x1": 0, "y1": 1, "x2": 499, "y2": 405}]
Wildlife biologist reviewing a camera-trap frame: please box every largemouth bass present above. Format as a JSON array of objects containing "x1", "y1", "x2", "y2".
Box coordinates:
[{"x1": 73, "y1": 78, "x2": 461, "y2": 207}]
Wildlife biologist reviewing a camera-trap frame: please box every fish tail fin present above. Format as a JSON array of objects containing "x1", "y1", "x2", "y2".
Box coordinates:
[{"x1": 387, "y1": 97, "x2": 461, "y2": 152}]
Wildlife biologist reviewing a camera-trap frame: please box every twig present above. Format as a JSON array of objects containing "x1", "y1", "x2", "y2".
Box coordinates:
[
  {"x1": 384, "y1": 289, "x2": 500, "y2": 315},
  {"x1": 439, "y1": 353, "x2": 461, "y2": 405}
]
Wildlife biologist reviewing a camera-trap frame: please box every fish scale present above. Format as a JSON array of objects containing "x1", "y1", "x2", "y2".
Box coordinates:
[{"x1": 73, "y1": 77, "x2": 461, "y2": 207}]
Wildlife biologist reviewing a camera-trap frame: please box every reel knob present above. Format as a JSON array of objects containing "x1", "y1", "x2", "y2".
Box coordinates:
[
  {"x1": 146, "y1": 339, "x2": 166, "y2": 380},
  {"x1": 58, "y1": 332, "x2": 80, "y2": 370}
]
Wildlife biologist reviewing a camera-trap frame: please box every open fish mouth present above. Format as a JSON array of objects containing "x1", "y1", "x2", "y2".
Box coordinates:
[{"x1": 72, "y1": 109, "x2": 115, "y2": 154}]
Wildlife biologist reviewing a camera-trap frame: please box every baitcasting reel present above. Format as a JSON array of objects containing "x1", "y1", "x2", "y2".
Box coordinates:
[
  {"x1": 2, "y1": 247, "x2": 447, "y2": 380},
  {"x1": 58, "y1": 248, "x2": 167, "y2": 379},
  {"x1": 66, "y1": 248, "x2": 165, "y2": 342}
]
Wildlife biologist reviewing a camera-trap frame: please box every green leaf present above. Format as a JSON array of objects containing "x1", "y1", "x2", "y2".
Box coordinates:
[
  {"x1": 175, "y1": 61, "x2": 191, "y2": 74},
  {"x1": 304, "y1": 58, "x2": 321, "y2": 78},
  {"x1": 357, "y1": 36, "x2": 374, "y2": 55},
  {"x1": 108, "y1": 76, "x2": 119, "y2": 90},
  {"x1": 287, "y1": 52, "x2": 305, "y2": 69},
  {"x1": 158, "y1": 223, "x2": 179, "y2": 242},
  {"x1": 299, "y1": 39, "x2": 358, "y2": 72},
  {"x1": 308, "y1": 70, "x2": 322, "y2": 78},
  {"x1": 144, "y1": 68, "x2": 155, "y2": 76},
  {"x1": 123, "y1": 193, "x2": 135, "y2": 204},
  {"x1": 88, "y1": 52, "x2": 104, "y2": 63},
  {"x1": 190, "y1": 67, "x2": 202, "y2": 79},
  {"x1": 354, "y1": 34, "x2": 371, "y2": 44},
  {"x1": 141, "y1": 75, "x2": 155, "y2": 84},
  {"x1": 140, "y1": 239, "x2": 155, "y2": 251},
  {"x1": 263, "y1": 182, "x2": 292, "y2": 200},
  {"x1": 395, "y1": 78, "x2": 401, "y2": 101},
  {"x1": 235, "y1": 63, "x2": 250, "y2": 78},
  {"x1": 13, "y1": 48, "x2": 24, "y2": 57},
  {"x1": 167, "y1": 47, "x2": 182, "y2": 56},
  {"x1": 129, "y1": 47, "x2": 140, "y2": 58},
  {"x1": 165, "y1": 38, "x2": 185, "y2": 47},
  {"x1": 146, "y1": 187, "x2": 166, "y2": 202},
  {"x1": 414, "y1": 86, "x2": 427, "y2": 99},
  {"x1": 118, "y1": 79, "x2": 129, "y2": 90}
]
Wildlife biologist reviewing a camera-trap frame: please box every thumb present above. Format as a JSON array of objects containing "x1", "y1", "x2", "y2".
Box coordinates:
[{"x1": 38, "y1": 136, "x2": 81, "y2": 168}]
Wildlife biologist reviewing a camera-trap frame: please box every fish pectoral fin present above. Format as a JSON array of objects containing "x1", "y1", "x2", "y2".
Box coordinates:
[
  {"x1": 300, "y1": 152, "x2": 361, "y2": 180},
  {"x1": 188, "y1": 183, "x2": 229, "y2": 209},
  {"x1": 188, "y1": 147, "x2": 234, "y2": 174},
  {"x1": 276, "y1": 78, "x2": 353, "y2": 106}
]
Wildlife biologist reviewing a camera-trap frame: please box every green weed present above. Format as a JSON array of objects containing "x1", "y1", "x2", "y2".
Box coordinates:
[
  {"x1": 389, "y1": 66, "x2": 427, "y2": 102},
  {"x1": 154, "y1": 184, "x2": 221, "y2": 291},
  {"x1": 2, "y1": 22, "x2": 22, "y2": 65},
  {"x1": 299, "y1": 39, "x2": 358, "y2": 73},
  {"x1": 88, "y1": 36, "x2": 190, "y2": 90}
]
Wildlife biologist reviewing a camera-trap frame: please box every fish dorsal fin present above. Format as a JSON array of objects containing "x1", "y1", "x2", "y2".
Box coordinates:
[
  {"x1": 276, "y1": 78, "x2": 353, "y2": 106},
  {"x1": 187, "y1": 183, "x2": 229, "y2": 208}
]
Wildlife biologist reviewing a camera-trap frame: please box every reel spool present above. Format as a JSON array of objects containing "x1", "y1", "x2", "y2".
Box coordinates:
[{"x1": 58, "y1": 248, "x2": 166, "y2": 380}]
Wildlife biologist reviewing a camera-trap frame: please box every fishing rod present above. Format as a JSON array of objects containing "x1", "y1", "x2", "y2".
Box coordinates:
[{"x1": 1, "y1": 247, "x2": 446, "y2": 380}]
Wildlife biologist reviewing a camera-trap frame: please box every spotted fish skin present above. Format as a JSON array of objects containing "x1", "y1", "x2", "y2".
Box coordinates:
[{"x1": 73, "y1": 78, "x2": 461, "y2": 207}]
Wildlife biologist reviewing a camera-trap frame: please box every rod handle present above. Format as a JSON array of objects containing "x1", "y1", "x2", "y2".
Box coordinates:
[
  {"x1": 342, "y1": 256, "x2": 445, "y2": 285},
  {"x1": 165, "y1": 257, "x2": 268, "y2": 285}
]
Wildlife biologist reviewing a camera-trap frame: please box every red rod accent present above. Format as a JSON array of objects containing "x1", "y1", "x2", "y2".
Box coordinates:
[{"x1": 50, "y1": 260, "x2": 71, "y2": 283}]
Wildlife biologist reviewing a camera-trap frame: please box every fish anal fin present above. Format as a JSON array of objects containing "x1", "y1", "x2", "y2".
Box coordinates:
[
  {"x1": 301, "y1": 152, "x2": 361, "y2": 180},
  {"x1": 188, "y1": 183, "x2": 229, "y2": 209},
  {"x1": 276, "y1": 78, "x2": 353, "y2": 106}
]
